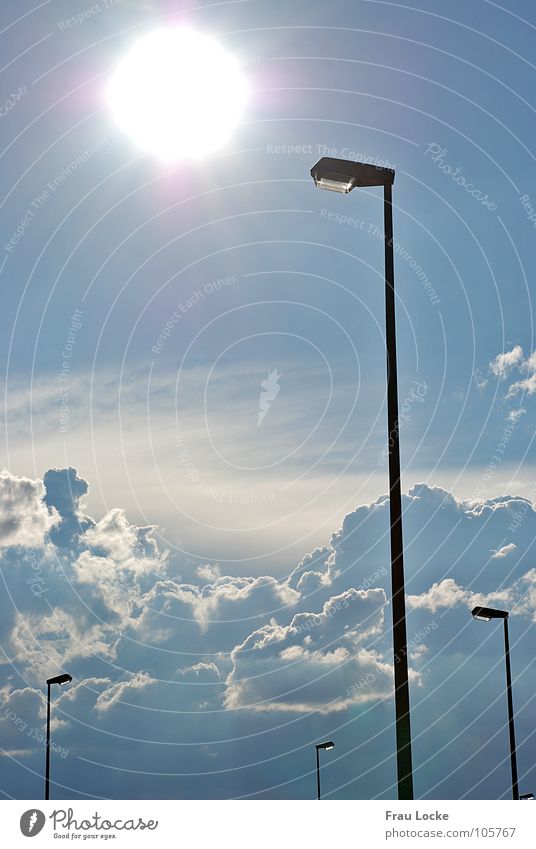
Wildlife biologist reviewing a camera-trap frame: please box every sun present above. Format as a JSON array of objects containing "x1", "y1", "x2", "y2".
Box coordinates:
[{"x1": 107, "y1": 27, "x2": 248, "y2": 161}]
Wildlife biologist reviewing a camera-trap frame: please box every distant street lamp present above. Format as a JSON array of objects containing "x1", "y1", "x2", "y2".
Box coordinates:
[
  {"x1": 520, "y1": 792, "x2": 534, "y2": 800},
  {"x1": 471, "y1": 607, "x2": 519, "y2": 800},
  {"x1": 311, "y1": 157, "x2": 414, "y2": 801},
  {"x1": 315, "y1": 741, "x2": 335, "y2": 799},
  {"x1": 45, "y1": 673, "x2": 72, "y2": 801}
]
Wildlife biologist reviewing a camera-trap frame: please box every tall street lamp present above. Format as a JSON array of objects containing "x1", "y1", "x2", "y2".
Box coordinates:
[
  {"x1": 471, "y1": 606, "x2": 519, "y2": 800},
  {"x1": 45, "y1": 673, "x2": 72, "y2": 801},
  {"x1": 311, "y1": 157, "x2": 414, "y2": 800},
  {"x1": 315, "y1": 741, "x2": 335, "y2": 799}
]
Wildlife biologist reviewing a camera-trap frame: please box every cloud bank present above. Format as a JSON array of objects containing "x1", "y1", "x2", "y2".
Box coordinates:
[{"x1": 1, "y1": 468, "x2": 535, "y2": 799}]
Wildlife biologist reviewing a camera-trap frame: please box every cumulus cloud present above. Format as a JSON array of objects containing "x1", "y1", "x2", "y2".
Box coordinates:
[
  {"x1": 407, "y1": 577, "x2": 517, "y2": 614},
  {"x1": 516, "y1": 569, "x2": 536, "y2": 622},
  {"x1": 506, "y1": 373, "x2": 536, "y2": 398},
  {"x1": 0, "y1": 685, "x2": 44, "y2": 722},
  {"x1": 224, "y1": 588, "x2": 394, "y2": 713},
  {"x1": 95, "y1": 672, "x2": 157, "y2": 713},
  {"x1": 2, "y1": 467, "x2": 536, "y2": 798},
  {"x1": 486, "y1": 346, "x2": 536, "y2": 398},
  {"x1": 72, "y1": 509, "x2": 169, "y2": 628},
  {"x1": 407, "y1": 578, "x2": 471, "y2": 613},
  {"x1": 196, "y1": 564, "x2": 221, "y2": 583},
  {"x1": 287, "y1": 546, "x2": 336, "y2": 596},
  {"x1": 82, "y1": 508, "x2": 159, "y2": 563},
  {"x1": 410, "y1": 568, "x2": 536, "y2": 624},
  {"x1": 43, "y1": 467, "x2": 93, "y2": 547},
  {"x1": 0, "y1": 470, "x2": 59, "y2": 548},
  {"x1": 4, "y1": 472, "x2": 536, "y2": 690},
  {"x1": 0, "y1": 686, "x2": 47, "y2": 753},
  {"x1": 134, "y1": 574, "x2": 300, "y2": 651},
  {"x1": 8, "y1": 609, "x2": 116, "y2": 682},
  {"x1": 522, "y1": 351, "x2": 536, "y2": 374},
  {"x1": 489, "y1": 345, "x2": 524, "y2": 378}
]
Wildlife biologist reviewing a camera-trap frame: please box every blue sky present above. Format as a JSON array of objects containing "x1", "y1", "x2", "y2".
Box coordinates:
[{"x1": 0, "y1": 0, "x2": 535, "y2": 800}]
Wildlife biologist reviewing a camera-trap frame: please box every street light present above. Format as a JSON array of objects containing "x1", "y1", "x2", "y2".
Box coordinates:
[
  {"x1": 520, "y1": 793, "x2": 534, "y2": 800},
  {"x1": 471, "y1": 606, "x2": 519, "y2": 800},
  {"x1": 45, "y1": 673, "x2": 72, "y2": 801},
  {"x1": 311, "y1": 156, "x2": 414, "y2": 801},
  {"x1": 315, "y1": 741, "x2": 335, "y2": 799}
]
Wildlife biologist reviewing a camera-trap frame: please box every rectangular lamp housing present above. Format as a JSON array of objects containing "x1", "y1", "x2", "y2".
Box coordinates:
[{"x1": 311, "y1": 157, "x2": 395, "y2": 192}]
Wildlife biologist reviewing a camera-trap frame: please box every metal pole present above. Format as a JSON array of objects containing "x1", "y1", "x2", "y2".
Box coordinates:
[
  {"x1": 316, "y1": 747, "x2": 321, "y2": 800},
  {"x1": 45, "y1": 682, "x2": 51, "y2": 801},
  {"x1": 384, "y1": 183, "x2": 414, "y2": 800},
  {"x1": 503, "y1": 617, "x2": 519, "y2": 800}
]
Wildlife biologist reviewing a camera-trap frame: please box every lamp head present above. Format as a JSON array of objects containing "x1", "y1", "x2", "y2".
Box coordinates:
[
  {"x1": 316, "y1": 741, "x2": 335, "y2": 751},
  {"x1": 311, "y1": 157, "x2": 395, "y2": 193},
  {"x1": 47, "y1": 673, "x2": 72, "y2": 686},
  {"x1": 471, "y1": 606, "x2": 509, "y2": 622}
]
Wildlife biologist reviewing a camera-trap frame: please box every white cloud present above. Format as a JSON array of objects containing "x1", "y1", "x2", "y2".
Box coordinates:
[
  {"x1": 95, "y1": 672, "x2": 157, "y2": 713},
  {"x1": 491, "y1": 542, "x2": 517, "y2": 558},
  {"x1": 3, "y1": 467, "x2": 536, "y2": 798},
  {"x1": 485, "y1": 346, "x2": 536, "y2": 398},
  {"x1": 72, "y1": 508, "x2": 169, "y2": 626},
  {"x1": 0, "y1": 686, "x2": 46, "y2": 752},
  {"x1": 506, "y1": 408, "x2": 526, "y2": 424},
  {"x1": 0, "y1": 470, "x2": 59, "y2": 548},
  {"x1": 517, "y1": 569, "x2": 536, "y2": 622},
  {"x1": 81, "y1": 508, "x2": 160, "y2": 563},
  {"x1": 407, "y1": 566, "x2": 536, "y2": 628},
  {"x1": 176, "y1": 661, "x2": 220, "y2": 680},
  {"x1": 489, "y1": 345, "x2": 524, "y2": 377},
  {"x1": 0, "y1": 749, "x2": 34, "y2": 757},
  {"x1": 135, "y1": 574, "x2": 300, "y2": 643},
  {"x1": 408, "y1": 579, "x2": 472, "y2": 612},
  {"x1": 9, "y1": 609, "x2": 117, "y2": 681},
  {"x1": 473, "y1": 369, "x2": 488, "y2": 392},
  {"x1": 407, "y1": 577, "x2": 518, "y2": 614},
  {"x1": 224, "y1": 588, "x2": 395, "y2": 713},
  {"x1": 506, "y1": 373, "x2": 536, "y2": 398},
  {"x1": 521, "y1": 351, "x2": 536, "y2": 374},
  {"x1": 196, "y1": 563, "x2": 221, "y2": 583}
]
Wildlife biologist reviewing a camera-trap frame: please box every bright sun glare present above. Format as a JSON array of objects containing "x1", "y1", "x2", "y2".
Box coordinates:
[{"x1": 107, "y1": 28, "x2": 248, "y2": 161}]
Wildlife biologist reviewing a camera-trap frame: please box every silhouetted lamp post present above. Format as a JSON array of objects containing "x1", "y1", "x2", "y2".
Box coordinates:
[
  {"x1": 45, "y1": 673, "x2": 72, "y2": 800},
  {"x1": 311, "y1": 157, "x2": 414, "y2": 801},
  {"x1": 315, "y1": 740, "x2": 334, "y2": 799},
  {"x1": 471, "y1": 606, "x2": 519, "y2": 800}
]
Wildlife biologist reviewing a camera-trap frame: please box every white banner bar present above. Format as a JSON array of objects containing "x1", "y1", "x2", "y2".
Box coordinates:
[{"x1": 3, "y1": 799, "x2": 535, "y2": 847}]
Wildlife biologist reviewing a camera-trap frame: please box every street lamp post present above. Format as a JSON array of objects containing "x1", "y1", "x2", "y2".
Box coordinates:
[
  {"x1": 45, "y1": 673, "x2": 72, "y2": 801},
  {"x1": 315, "y1": 741, "x2": 335, "y2": 799},
  {"x1": 471, "y1": 607, "x2": 519, "y2": 800},
  {"x1": 311, "y1": 157, "x2": 414, "y2": 800}
]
